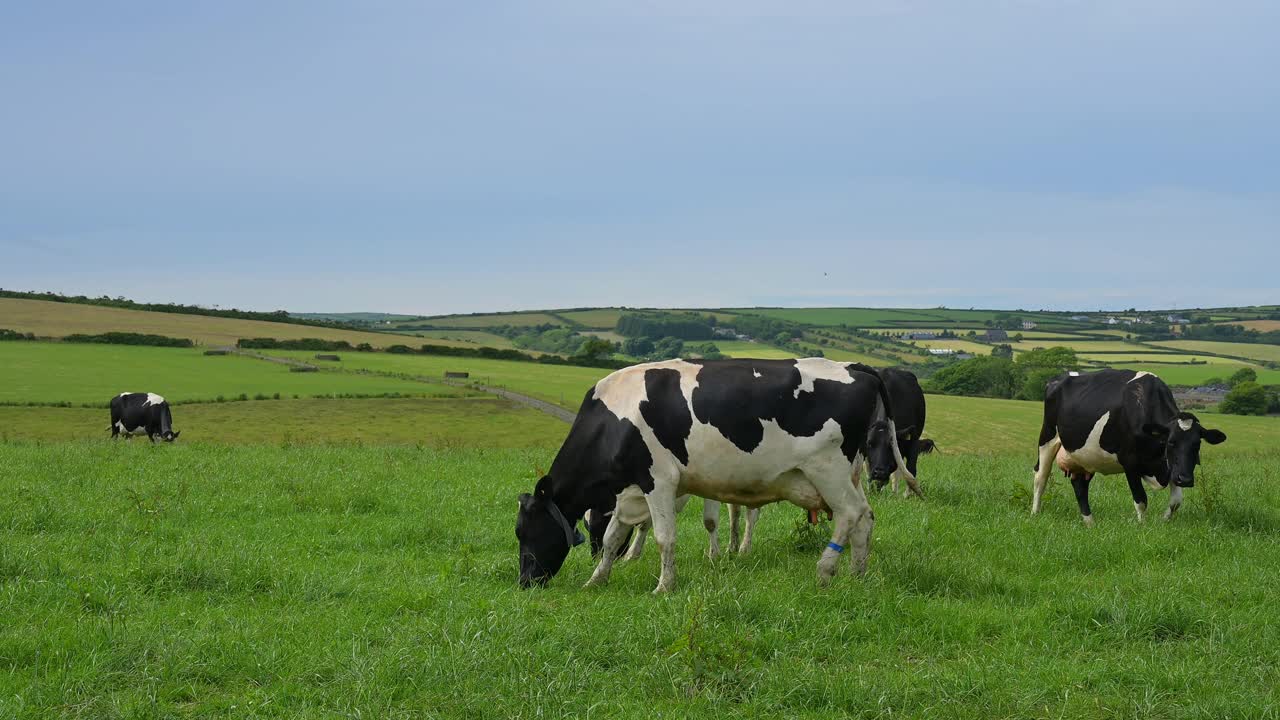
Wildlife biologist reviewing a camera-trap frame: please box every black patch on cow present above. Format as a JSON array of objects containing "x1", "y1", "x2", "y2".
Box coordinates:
[
  {"x1": 689, "y1": 359, "x2": 880, "y2": 463},
  {"x1": 545, "y1": 390, "x2": 655, "y2": 517},
  {"x1": 640, "y1": 368, "x2": 692, "y2": 466}
]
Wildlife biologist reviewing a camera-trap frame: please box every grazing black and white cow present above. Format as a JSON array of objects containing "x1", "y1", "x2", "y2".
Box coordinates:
[
  {"x1": 866, "y1": 368, "x2": 927, "y2": 494},
  {"x1": 109, "y1": 392, "x2": 180, "y2": 442},
  {"x1": 1032, "y1": 369, "x2": 1225, "y2": 525},
  {"x1": 516, "y1": 358, "x2": 920, "y2": 592}
]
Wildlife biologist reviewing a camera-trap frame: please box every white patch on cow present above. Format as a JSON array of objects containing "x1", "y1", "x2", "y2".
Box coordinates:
[
  {"x1": 792, "y1": 357, "x2": 855, "y2": 399},
  {"x1": 1177, "y1": 418, "x2": 1193, "y2": 431},
  {"x1": 1143, "y1": 475, "x2": 1161, "y2": 490},
  {"x1": 1057, "y1": 412, "x2": 1124, "y2": 476},
  {"x1": 592, "y1": 359, "x2": 700, "y2": 424},
  {"x1": 1129, "y1": 371, "x2": 1153, "y2": 382},
  {"x1": 752, "y1": 369, "x2": 762, "y2": 378},
  {"x1": 1081, "y1": 514, "x2": 1095, "y2": 527},
  {"x1": 116, "y1": 420, "x2": 144, "y2": 435},
  {"x1": 1164, "y1": 485, "x2": 1183, "y2": 520},
  {"x1": 119, "y1": 391, "x2": 132, "y2": 397},
  {"x1": 1134, "y1": 502, "x2": 1147, "y2": 523},
  {"x1": 1069, "y1": 371, "x2": 1080, "y2": 377},
  {"x1": 144, "y1": 392, "x2": 165, "y2": 406}
]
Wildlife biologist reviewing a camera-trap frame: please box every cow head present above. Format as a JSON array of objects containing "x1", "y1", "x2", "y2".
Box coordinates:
[
  {"x1": 161, "y1": 430, "x2": 180, "y2": 442},
  {"x1": 515, "y1": 475, "x2": 584, "y2": 588},
  {"x1": 866, "y1": 421, "x2": 914, "y2": 488},
  {"x1": 1139, "y1": 412, "x2": 1226, "y2": 488}
]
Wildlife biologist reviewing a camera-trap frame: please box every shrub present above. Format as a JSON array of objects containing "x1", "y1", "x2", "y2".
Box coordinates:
[
  {"x1": 1220, "y1": 381, "x2": 1268, "y2": 415},
  {"x1": 63, "y1": 332, "x2": 193, "y2": 348}
]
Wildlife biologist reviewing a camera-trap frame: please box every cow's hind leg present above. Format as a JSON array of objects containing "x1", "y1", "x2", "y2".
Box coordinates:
[
  {"x1": 1070, "y1": 472, "x2": 1095, "y2": 527},
  {"x1": 622, "y1": 521, "x2": 647, "y2": 560},
  {"x1": 729, "y1": 504, "x2": 741, "y2": 550},
  {"x1": 645, "y1": 485, "x2": 681, "y2": 593},
  {"x1": 805, "y1": 459, "x2": 872, "y2": 585},
  {"x1": 585, "y1": 515, "x2": 635, "y2": 587},
  {"x1": 1032, "y1": 436, "x2": 1061, "y2": 515},
  {"x1": 703, "y1": 499, "x2": 720, "y2": 560}
]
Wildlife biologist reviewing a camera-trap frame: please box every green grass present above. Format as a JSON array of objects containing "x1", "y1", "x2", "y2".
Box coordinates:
[
  {"x1": 1114, "y1": 363, "x2": 1280, "y2": 386},
  {"x1": 556, "y1": 308, "x2": 625, "y2": 328},
  {"x1": 260, "y1": 350, "x2": 613, "y2": 409},
  {"x1": 399, "y1": 312, "x2": 567, "y2": 328},
  {"x1": 1150, "y1": 340, "x2": 1280, "y2": 363},
  {"x1": 734, "y1": 307, "x2": 955, "y2": 326},
  {"x1": 394, "y1": 329, "x2": 522, "y2": 349},
  {"x1": 3, "y1": 442, "x2": 1279, "y2": 718},
  {"x1": 0, "y1": 397, "x2": 568, "y2": 446},
  {"x1": 713, "y1": 341, "x2": 800, "y2": 359},
  {"x1": 0, "y1": 343, "x2": 460, "y2": 405}
]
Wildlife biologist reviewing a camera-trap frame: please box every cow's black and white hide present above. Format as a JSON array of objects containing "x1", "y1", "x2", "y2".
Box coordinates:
[
  {"x1": 109, "y1": 392, "x2": 180, "y2": 442},
  {"x1": 515, "y1": 358, "x2": 918, "y2": 592},
  {"x1": 1032, "y1": 370, "x2": 1225, "y2": 525}
]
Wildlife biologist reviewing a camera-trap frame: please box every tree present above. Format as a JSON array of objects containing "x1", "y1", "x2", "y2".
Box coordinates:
[
  {"x1": 622, "y1": 337, "x2": 654, "y2": 357},
  {"x1": 1018, "y1": 368, "x2": 1064, "y2": 401},
  {"x1": 774, "y1": 331, "x2": 792, "y2": 345},
  {"x1": 1228, "y1": 367, "x2": 1258, "y2": 388},
  {"x1": 929, "y1": 356, "x2": 1021, "y2": 398},
  {"x1": 652, "y1": 336, "x2": 684, "y2": 360},
  {"x1": 991, "y1": 344, "x2": 1014, "y2": 359},
  {"x1": 1220, "y1": 381, "x2": 1268, "y2": 415},
  {"x1": 1015, "y1": 346, "x2": 1079, "y2": 372},
  {"x1": 575, "y1": 337, "x2": 617, "y2": 360}
]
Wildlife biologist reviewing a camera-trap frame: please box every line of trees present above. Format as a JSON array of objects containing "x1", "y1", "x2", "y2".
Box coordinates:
[
  {"x1": 0, "y1": 328, "x2": 36, "y2": 341},
  {"x1": 64, "y1": 332, "x2": 194, "y2": 348},
  {"x1": 928, "y1": 347, "x2": 1080, "y2": 400},
  {"x1": 615, "y1": 312, "x2": 717, "y2": 340}
]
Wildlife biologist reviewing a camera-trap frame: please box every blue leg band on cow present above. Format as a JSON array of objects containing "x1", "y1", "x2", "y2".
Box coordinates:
[{"x1": 827, "y1": 542, "x2": 844, "y2": 553}]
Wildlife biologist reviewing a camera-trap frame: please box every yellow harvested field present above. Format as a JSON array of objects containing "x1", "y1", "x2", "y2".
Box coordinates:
[
  {"x1": 1006, "y1": 340, "x2": 1152, "y2": 352},
  {"x1": 1218, "y1": 320, "x2": 1280, "y2": 332},
  {"x1": 714, "y1": 341, "x2": 799, "y2": 359},
  {"x1": 1150, "y1": 340, "x2": 1280, "y2": 363},
  {"x1": 411, "y1": 312, "x2": 566, "y2": 328},
  {"x1": 1079, "y1": 353, "x2": 1251, "y2": 365},
  {"x1": 0, "y1": 298, "x2": 413, "y2": 348},
  {"x1": 899, "y1": 338, "x2": 993, "y2": 355}
]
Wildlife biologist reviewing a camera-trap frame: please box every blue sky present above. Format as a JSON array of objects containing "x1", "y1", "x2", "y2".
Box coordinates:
[{"x1": 2, "y1": 1, "x2": 1277, "y2": 314}]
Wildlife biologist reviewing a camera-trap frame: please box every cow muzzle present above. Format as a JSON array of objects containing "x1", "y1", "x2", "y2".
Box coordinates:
[{"x1": 1174, "y1": 475, "x2": 1195, "y2": 488}]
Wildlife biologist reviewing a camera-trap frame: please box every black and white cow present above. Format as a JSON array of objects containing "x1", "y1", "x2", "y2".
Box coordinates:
[
  {"x1": 865, "y1": 368, "x2": 927, "y2": 494},
  {"x1": 109, "y1": 392, "x2": 180, "y2": 442},
  {"x1": 1032, "y1": 369, "x2": 1225, "y2": 525},
  {"x1": 516, "y1": 358, "x2": 920, "y2": 592}
]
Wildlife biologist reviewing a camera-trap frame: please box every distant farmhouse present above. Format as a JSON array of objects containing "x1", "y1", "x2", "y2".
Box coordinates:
[
  {"x1": 1167, "y1": 314, "x2": 1191, "y2": 324},
  {"x1": 1021, "y1": 320, "x2": 1037, "y2": 330},
  {"x1": 903, "y1": 331, "x2": 936, "y2": 340},
  {"x1": 984, "y1": 328, "x2": 1009, "y2": 342}
]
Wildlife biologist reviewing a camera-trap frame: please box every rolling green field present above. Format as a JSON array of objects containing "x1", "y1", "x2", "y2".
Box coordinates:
[
  {"x1": 0, "y1": 343, "x2": 457, "y2": 405},
  {"x1": 398, "y1": 312, "x2": 567, "y2": 329},
  {"x1": 0, "y1": 397, "x2": 567, "y2": 446},
  {"x1": 259, "y1": 350, "x2": 612, "y2": 410},
  {"x1": 0, "y1": 298, "x2": 409, "y2": 348},
  {"x1": 1113, "y1": 363, "x2": 1280, "y2": 386},
  {"x1": 713, "y1": 341, "x2": 800, "y2": 359},
  {"x1": 391, "y1": 329, "x2": 522, "y2": 349},
  {"x1": 4, "y1": 442, "x2": 1279, "y2": 718},
  {"x1": 556, "y1": 308, "x2": 626, "y2": 328},
  {"x1": 1150, "y1": 340, "x2": 1280, "y2": 363}
]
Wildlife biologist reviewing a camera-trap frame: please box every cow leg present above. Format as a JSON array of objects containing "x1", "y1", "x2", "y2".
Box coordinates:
[
  {"x1": 1032, "y1": 436, "x2": 1061, "y2": 515},
  {"x1": 703, "y1": 499, "x2": 720, "y2": 560},
  {"x1": 738, "y1": 507, "x2": 759, "y2": 555},
  {"x1": 585, "y1": 515, "x2": 635, "y2": 587},
  {"x1": 729, "y1": 504, "x2": 742, "y2": 550},
  {"x1": 623, "y1": 520, "x2": 648, "y2": 560},
  {"x1": 645, "y1": 487, "x2": 680, "y2": 594},
  {"x1": 1164, "y1": 485, "x2": 1184, "y2": 521},
  {"x1": 1125, "y1": 471, "x2": 1149, "y2": 523},
  {"x1": 1070, "y1": 472, "x2": 1094, "y2": 527},
  {"x1": 806, "y1": 459, "x2": 873, "y2": 585}
]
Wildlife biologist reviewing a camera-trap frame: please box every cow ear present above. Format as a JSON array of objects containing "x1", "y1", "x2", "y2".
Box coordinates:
[
  {"x1": 534, "y1": 475, "x2": 553, "y2": 498},
  {"x1": 1141, "y1": 423, "x2": 1170, "y2": 439},
  {"x1": 1201, "y1": 428, "x2": 1226, "y2": 445},
  {"x1": 896, "y1": 424, "x2": 916, "y2": 441}
]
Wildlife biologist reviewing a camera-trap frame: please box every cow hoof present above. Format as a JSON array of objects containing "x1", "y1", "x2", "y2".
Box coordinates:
[
  {"x1": 652, "y1": 583, "x2": 675, "y2": 594},
  {"x1": 1081, "y1": 514, "x2": 1095, "y2": 527}
]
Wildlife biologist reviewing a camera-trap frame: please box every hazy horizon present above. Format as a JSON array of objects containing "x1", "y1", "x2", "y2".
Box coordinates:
[{"x1": 4, "y1": 2, "x2": 1277, "y2": 314}]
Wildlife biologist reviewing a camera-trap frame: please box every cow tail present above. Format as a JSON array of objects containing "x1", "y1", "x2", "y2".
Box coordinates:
[{"x1": 851, "y1": 363, "x2": 924, "y2": 499}]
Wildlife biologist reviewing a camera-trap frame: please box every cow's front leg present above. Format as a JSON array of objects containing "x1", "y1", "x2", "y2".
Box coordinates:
[
  {"x1": 1125, "y1": 471, "x2": 1149, "y2": 523},
  {"x1": 622, "y1": 521, "x2": 648, "y2": 560},
  {"x1": 702, "y1": 499, "x2": 720, "y2": 560},
  {"x1": 645, "y1": 489, "x2": 679, "y2": 593},
  {"x1": 586, "y1": 515, "x2": 635, "y2": 587},
  {"x1": 1070, "y1": 472, "x2": 1094, "y2": 526},
  {"x1": 738, "y1": 507, "x2": 759, "y2": 555},
  {"x1": 1164, "y1": 485, "x2": 1183, "y2": 521},
  {"x1": 848, "y1": 498, "x2": 874, "y2": 577},
  {"x1": 729, "y1": 504, "x2": 741, "y2": 551}
]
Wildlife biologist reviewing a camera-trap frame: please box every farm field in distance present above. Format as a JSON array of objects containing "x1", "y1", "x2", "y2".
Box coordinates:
[
  {"x1": 0, "y1": 298, "x2": 412, "y2": 348},
  {"x1": 0, "y1": 342, "x2": 458, "y2": 405},
  {"x1": 1150, "y1": 340, "x2": 1280, "y2": 363}
]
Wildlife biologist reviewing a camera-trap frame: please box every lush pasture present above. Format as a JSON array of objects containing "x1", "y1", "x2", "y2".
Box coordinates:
[
  {"x1": 1006, "y1": 340, "x2": 1158, "y2": 353},
  {"x1": 556, "y1": 308, "x2": 625, "y2": 328},
  {"x1": 0, "y1": 397, "x2": 567, "y2": 446},
  {"x1": 1079, "y1": 353, "x2": 1254, "y2": 366},
  {"x1": 401, "y1": 312, "x2": 567, "y2": 328},
  {"x1": 3, "y1": 442, "x2": 1279, "y2": 718},
  {"x1": 735, "y1": 307, "x2": 959, "y2": 326},
  {"x1": 0, "y1": 343, "x2": 453, "y2": 405},
  {"x1": 260, "y1": 350, "x2": 612, "y2": 409},
  {"x1": 1151, "y1": 340, "x2": 1280, "y2": 363},
  {"x1": 1222, "y1": 320, "x2": 1280, "y2": 332},
  {"x1": 797, "y1": 345, "x2": 889, "y2": 365},
  {"x1": 898, "y1": 338, "x2": 993, "y2": 355},
  {"x1": 392, "y1": 329, "x2": 522, "y2": 349},
  {"x1": 0, "y1": 298, "x2": 407, "y2": 348},
  {"x1": 1115, "y1": 363, "x2": 1280, "y2": 386},
  {"x1": 713, "y1": 341, "x2": 800, "y2": 359}
]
